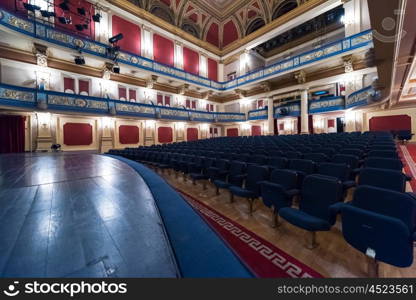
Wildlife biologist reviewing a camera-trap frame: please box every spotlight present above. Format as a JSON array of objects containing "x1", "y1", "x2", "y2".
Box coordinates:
[
  {"x1": 109, "y1": 33, "x2": 123, "y2": 44},
  {"x1": 58, "y1": 16, "x2": 71, "y2": 24},
  {"x1": 83, "y1": 23, "x2": 88, "y2": 29},
  {"x1": 74, "y1": 56, "x2": 85, "y2": 65},
  {"x1": 23, "y1": 3, "x2": 40, "y2": 12},
  {"x1": 59, "y1": 1, "x2": 70, "y2": 11},
  {"x1": 40, "y1": 10, "x2": 50, "y2": 17},
  {"x1": 92, "y1": 13, "x2": 101, "y2": 22},
  {"x1": 77, "y1": 7, "x2": 86, "y2": 15},
  {"x1": 75, "y1": 24, "x2": 84, "y2": 31},
  {"x1": 113, "y1": 64, "x2": 120, "y2": 74}
]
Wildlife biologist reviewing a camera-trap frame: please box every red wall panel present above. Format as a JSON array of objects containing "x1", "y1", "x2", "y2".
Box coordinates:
[
  {"x1": 129, "y1": 89, "x2": 136, "y2": 101},
  {"x1": 208, "y1": 58, "x2": 218, "y2": 81},
  {"x1": 64, "y1": 77, "x2": 75, "y2": 92},
  {"x1": 119, "y1": 87, "x2": 127, "y2": 99},
  {"x1": 206, "y1": 23, "x2": 219, "y2": 47},
  {"x1": 279, "y1": 123, "x2": 284, "y2": 130},
  {"x1": 112, "y1": 15, "x2": 141, "y2": 55},
  {"x1": 157, "y1": 94, "x2": 164, "y2": 105},
  {"x1": 251, "y1": 125, "x2": 261, "y2": 136},
  {"x1": 222, "y1": 20, "x2": 239, "y2": 47},
  {"x1": 369, "y1": 115, "x2": 411, "y2": 132},
  {"x1": 55, "y1": 0, "x2": 95, "y2": 39},
  {"x1": 158, "y1": 127, "x2": 173, "y2": 143},
  {"x1": 328, "y1": 119, "x2": 335, "y2": 128},
  {"x1": 0, "y1": 0, "x2": 27, "y2": 12},
  {"x1": 227, "y1": 128, "x2": 239, "y2": 137},
  {"x1": 153, "y1": 34, "x2": 174, "y2": 66},
  {"x1": 183, "y1": 47, "x2": 199, "y2": 75},
  {"x1": 63, "y1": 123, "x2": 92, "y2": 146},
  {"x1": 187, "y1": 128, "x2": 198, "y2": 141},
  {"x1": 79, "y1": 80, "x2": 89, "y2": 95},
  {"x1": 119, "y1": 125, "x2": 139, "y2": 144}
]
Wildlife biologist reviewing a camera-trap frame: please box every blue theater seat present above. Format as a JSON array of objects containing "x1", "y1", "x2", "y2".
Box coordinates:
[
  {"x1": 288, "y1": 159, "x2": 316, "y2": 186},
  {"x1": 317, "y1": 162, "x2": 356, "y2": 194},
  {"x1": 332, "y1": 154, "x2": 360, "y2": 175},
  {"x1": 279, "y1": 174, "x2": 343, "y2": 249},
  {"x1": 358, "y1": 167, "x2": 407, "y2": 192},
  {"x1": 207, "y1": 159, "x2": 230, "y2": 183},
  {"x1": 367, "y1": 150, "x2": 399, "y2": 159},
  {"x1": 303, "y1": 153, "x2": 329, "y2": 164},
  {"x1": 213, "y1": 161, "x2": 246, "y2": 195},
  {"x1": 335, "y1": 186, "x2": 416, "y2": 275},
  {"x1": 229, "y1": 165, "x2": 269, "y2": 215},
  {"x1": 260, "y1": 169, "x2": 299, "y2": 226},
  {"x1": 265, "y1": 157, "x2": 288, "y2": 170},
  {"x1": 190, "y1": 158, "x2": 215, "y2": 189}
]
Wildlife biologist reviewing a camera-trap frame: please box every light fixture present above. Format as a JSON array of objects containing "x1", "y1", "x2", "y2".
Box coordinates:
[
  {"x1": 92, "y1": 13, "x2": 102, "y2": 22},
  {"x1": 59, "y1": 0, "x2": 70, "y2": 11},
  {"x1": 109, "y1": 33, "x2": 123, "y2": 44},
  {"x1": 58, "y1": 16, "x2": 71, "y2": 24},
  {"x1": 77, "y1": 7, "x2": 86, "y2": 16},
  {"x1": 74, "y1": 56, "x2": 85, "y2": 65},
  {"x1": 75, "y1": 24, "x2": 84, "y2": 31},
  {"x1": 113, "y1": 64, "x2": 120, "y2": 74}
]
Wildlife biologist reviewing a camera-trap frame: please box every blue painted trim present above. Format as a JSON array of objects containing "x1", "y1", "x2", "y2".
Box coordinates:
[
  {"x1": 308, "y1": 96, "x2": 346, "y2": 114},
  {"x1": 0, "y1": 8, "x2": 374, "y2": 91},
  {"x1": 105, "y1": 155, "x2": 254, "y2": 278}
]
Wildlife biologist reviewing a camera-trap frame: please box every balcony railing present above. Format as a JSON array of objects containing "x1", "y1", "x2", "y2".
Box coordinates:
[
  {"x1": 248, "y1": 108, "x2": 268, "y2": 120},
  {"x1": 346, "y1": 86, "x2": 375, "y2": 109},
  {"x1": 308, "y1": 96, "x2": 345, "y2": 114},
  {"x1": 0, "y1": 8, "x2": 374, "y2": 92},
  {"x1": 0, "y1": 84, "x2": 245, "y2": 122}
]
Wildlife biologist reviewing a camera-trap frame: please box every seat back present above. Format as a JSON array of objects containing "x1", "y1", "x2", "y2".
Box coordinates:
[
  {"x1": 300, "y1": 175, "x2": 342, "y2": 223},
  {"x1": 341, "y1": 185, "x2": 416, "y2": 267},
  {"x1": 317, "y1": 163, "x2": 350, "y2": 181},
  {"x1": 367, "y1": 150, "x2": 399, "y2": 159},
  {"x1": 285, "y1": 152, "x2": 302, "y2": 159},
  {"x1": 303, "y1": 153, "x2": 329, "y2": 163},
  {"x1": 270, "y1": 169, "x2": 298, "y2": 190},
  {"x1": 245, "y1": 165, "x2": 269, "y2": 193},
  {"x1": 250, "y1": 155, "x2": 267, "y2": 165},
  {"x1": 288, "y1": 159, "x2": 315, "y2": 175},
  {"x1": 332, "y1": 154, "x2": 359, "y2": 169},
  {"x1": 358, "y1": 168, "x2": 406, "y2": 192},
  {"x1": 229, "y1": 161, "x2": 246, "y2": 176},
  {"x1": 341, "y1": 206, "x2": 413, "y2": 267},
  {"x1": 267, "y1": 157, "x2": 288, "y2": 169},
  {"x1": 364, "y1": 158, "x2": 403, "y2": 171}
]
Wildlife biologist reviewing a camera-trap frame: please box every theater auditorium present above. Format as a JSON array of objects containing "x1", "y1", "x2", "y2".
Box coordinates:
[{"x1": 0, "y1": 0, "x2": 415, "y2": 279}]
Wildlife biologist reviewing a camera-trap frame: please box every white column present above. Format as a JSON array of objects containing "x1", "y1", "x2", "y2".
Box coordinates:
[
  {"x1": 95, "y1": 11, "x2": 110, "y2": 43},
  {"x1": 267, "y1": 97, "x2": 274, "y2": 135},
  {"x1": 239, "y1": 50, "x2": 249, "y2": 76},
  {"x1": 343, "y1": 0, "x2": 370, "y2": 36},
  {"x1": 200, "y1": 54, "x2": 208, "y2": 78},
  {"x1": 218, "y1": 62, "x2": 224, "y2": 82},
  {"x1": 174, "y1": 42, "x2": 183, "y2": 69},
  {"x1": 301, "y1": 89, "x2": 309, "y2": 134},
  {"x1": 142, "y1": 25, "x2": 153, "y2": 59}
]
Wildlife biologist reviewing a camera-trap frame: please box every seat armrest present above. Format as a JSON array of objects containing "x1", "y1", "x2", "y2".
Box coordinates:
[
  {"x1": 329, "y1": 202, "x2": 347, "y2": 217},
  {"x1": 405, "y1": 174, "x2": 412, "y2": 182},
  {"x1": 342, "y1": 180, "x2": 356, "y2": 190},
  {"x1": 286, "y1": 189, "x2": 300, "y2": 198}
]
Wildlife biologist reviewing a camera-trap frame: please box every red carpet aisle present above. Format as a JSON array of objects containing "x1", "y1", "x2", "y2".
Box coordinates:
[
  {"x1": 399, "y1": 143, "x2": 416, "y2": 192},
  {"x1": 179, "y1": 190, "x2": 323, "y2": 278}
]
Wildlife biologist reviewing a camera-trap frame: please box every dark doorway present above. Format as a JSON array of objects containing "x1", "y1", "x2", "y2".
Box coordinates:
[
  {"x1": 336, "y1": 117, "x2": 345, "y2": 133},
  {"x1": 0, "y1": 115, "x2": 26, "y2": 153}
]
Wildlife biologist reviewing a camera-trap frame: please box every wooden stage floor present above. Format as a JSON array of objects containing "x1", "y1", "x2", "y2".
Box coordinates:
[{"x1": 0, "y1": 153, "x2": 178, "y2": 277}]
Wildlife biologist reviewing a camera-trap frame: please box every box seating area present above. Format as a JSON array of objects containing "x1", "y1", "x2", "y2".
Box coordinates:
[{"x1": 108, "y1": 132, "x2": 416, "y2": 275}]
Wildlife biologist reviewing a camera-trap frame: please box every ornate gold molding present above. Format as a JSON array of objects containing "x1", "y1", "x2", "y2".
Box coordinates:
[{"x1": 106, "y1": 0, "x2": 328, "y2": 56}]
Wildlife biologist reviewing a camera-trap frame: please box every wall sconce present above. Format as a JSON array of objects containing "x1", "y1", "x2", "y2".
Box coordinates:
[
  {"x1": 101, "y1": 117, "x2": 113, "y2": 128},
  {"x1": 176, "y1": 122, "x2": 185, "y2": 130},
  {"x1": 36, "y1": 112, "x2": 51, "y2": 128},
  {"x1": 242, "y1": 123, "x2": 250, "y2": 131},
  {"x1": 146, "y1": 120, "x2": 156, "y2": 128}
]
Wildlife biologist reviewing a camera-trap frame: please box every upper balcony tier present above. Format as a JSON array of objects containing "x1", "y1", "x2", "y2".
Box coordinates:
[{"x1": 0, "y1": 8, "x2": 373, "y2": 93}]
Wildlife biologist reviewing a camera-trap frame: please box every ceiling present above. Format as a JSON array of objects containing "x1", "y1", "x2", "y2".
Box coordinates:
[{"x1": 127, "y1": 0, "x2": 302, "y2": 49}]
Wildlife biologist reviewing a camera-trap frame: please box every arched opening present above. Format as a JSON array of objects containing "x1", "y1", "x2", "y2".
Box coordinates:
[
  {"x1": 246, "y1": 18, "x2": 265, "y2": 35},
  {"x1": 272, "y1": 0, "x2": 298, "y2": 20},
  {"x1": 181, "y1": 22, "x2": 200, "y2": 39},
  {"x1": 150, "y1": 5, "x2": 175, "y2": 24}
]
